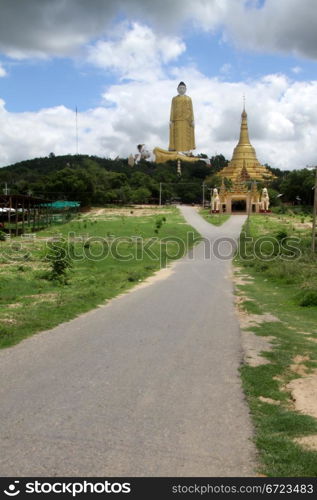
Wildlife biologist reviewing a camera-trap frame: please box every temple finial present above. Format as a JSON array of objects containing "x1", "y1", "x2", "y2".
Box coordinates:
[
  {"x1": 241, "y1": 94, "x2": 247, "y2": 121},
  {"x1": 238, "y1": 99, "x2": 250, "y2": 145}
]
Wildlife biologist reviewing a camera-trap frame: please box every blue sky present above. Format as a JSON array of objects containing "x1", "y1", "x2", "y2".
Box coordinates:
[
  {"x1": 1, "y1": 32, "x2": 315, "y2": 114},
  {"x1": 0, "y1": 0, "x2": 317, "y2": 169},
  {"x1": 0, "y1": 57, "x2": 112, "y2": 112}
]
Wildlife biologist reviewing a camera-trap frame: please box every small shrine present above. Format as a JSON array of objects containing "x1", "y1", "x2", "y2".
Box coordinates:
[{"x1": 211, "y1": 179, "x2": 270, "y2": 214}]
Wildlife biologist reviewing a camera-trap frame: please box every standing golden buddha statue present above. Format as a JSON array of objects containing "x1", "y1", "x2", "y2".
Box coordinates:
[{"x1": 168, "y1": 81, "x2": 196, "y2": 152}]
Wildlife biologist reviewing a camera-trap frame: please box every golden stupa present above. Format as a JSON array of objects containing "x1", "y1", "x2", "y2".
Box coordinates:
[{"x1": 219, "y1": 107, "x2": 274, "y2": 182}]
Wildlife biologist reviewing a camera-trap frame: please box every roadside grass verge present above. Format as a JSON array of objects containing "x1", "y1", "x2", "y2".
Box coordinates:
[
  {"x1": 235, "y1": 214, "x2": 317, "y2": 476},
  {"x1": 0, "y1": 207, "x2": 200, "y2": 349},
  {"x1": 199, "y1": 208, "x2": 230, "y2": 226}
]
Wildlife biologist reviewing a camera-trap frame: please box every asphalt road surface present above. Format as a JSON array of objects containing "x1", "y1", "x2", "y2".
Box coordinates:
[{"x1": 0, "y1": 206, "x2": 256, "y2": 477}]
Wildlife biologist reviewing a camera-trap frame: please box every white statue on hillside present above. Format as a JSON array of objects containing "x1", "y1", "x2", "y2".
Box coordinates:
[
  {"x1": 261, "y1": 187, "x2": 270, "y2": 212},
  {"x1": 128, "y1": 154, "x2": 135, "y2": 167},
  {"x1": 134, "y1": 144, "x2": 152, "y2": 164},
  {"x1": 211, "y1": 188, "x2": 220, "y2": 213}
]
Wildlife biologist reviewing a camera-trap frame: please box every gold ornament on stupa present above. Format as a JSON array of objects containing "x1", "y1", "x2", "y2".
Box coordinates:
[{"x1": 219, "y1": 106, "x2": 274, "y2": 182}]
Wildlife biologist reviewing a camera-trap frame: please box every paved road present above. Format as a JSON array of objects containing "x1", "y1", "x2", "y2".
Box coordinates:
[{"x1": 0, "y1": 207, "x2": 256, "y2": 477}]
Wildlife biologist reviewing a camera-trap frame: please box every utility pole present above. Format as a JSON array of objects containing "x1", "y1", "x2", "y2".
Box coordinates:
[
  {"x1": 75, "y1": 106, "x2": 79, "y2": 155},
  {"x1": 312, "y1": 166, "x2": 317, "y2": 252},
  {"x1": 202, "y1": 182, "x2": 205, "y2": 208},
  {"x1": 159, "y1": 182, "x2": 162, "y2": 206},
  {"x1": 246, "y1": 190, "x2": 252, "y2": 235},
  {"x1": 246, "y1": 180, "x2": 256, "y2": 235},
  {"x1": 3, "y1": 182, "x2": 9, "y2": 195}
]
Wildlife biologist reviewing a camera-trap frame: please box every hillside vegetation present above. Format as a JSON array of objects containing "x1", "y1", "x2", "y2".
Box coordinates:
[
  {"x1": 0, "y1": 155, "x2": 210, "y2": 205},
  {"x1": 0, "y1": 154, "x2": 315, "y2": 207}
]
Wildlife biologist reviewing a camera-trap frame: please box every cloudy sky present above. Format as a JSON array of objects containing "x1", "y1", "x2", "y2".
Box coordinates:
[{"x1": 0, "y1": 0, "x2": 317, "y2": 169}]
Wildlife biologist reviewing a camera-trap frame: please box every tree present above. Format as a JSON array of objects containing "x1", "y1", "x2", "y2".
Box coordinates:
[
  {"x1": 280, "y1": 169, "x2": 315, "y2": 205},
  {"x1": 210, "y1": 154, "x2": 229, "y2": 173},
  {"x1": 131, "y1": 187, "x2": 151, "y2": 204},
  {"x1": 3, "y1": 153, "x2": 315, "y2": 208}
]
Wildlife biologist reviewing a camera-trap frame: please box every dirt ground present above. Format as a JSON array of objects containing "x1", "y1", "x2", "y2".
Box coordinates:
[
  {"x1": 294, "y1": 435, "x2": 317, "y2": 452},
  {"x1": 81, "y1": 205, "x2": 172, "y2": 218},
  {"x1": 235, "y1": 292, "x2": 277, "y2": 367},
  {"x1": 287, "y1": 366, "x2": 317, "y2": 419},
  {"x1": 233, "y1": 269, "x2": 278, "y2": 367}
]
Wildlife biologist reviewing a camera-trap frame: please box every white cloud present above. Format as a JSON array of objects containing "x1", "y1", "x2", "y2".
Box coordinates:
[
  {"x1": 225, "y1": 0, "x2": 317, "y2": 60},
  {"x1": 292, "y1": 66, "x2": 302, "y2": 74},
  {"x1": 1, "y1": 72, "x2": 317, "y2": 170},
  {"x1": 1, "y1": 1, "x2": 316, "y2": 174},
  {"x1": 87, "y1": 23, "x2": 185, "y2": 81},
  {"x1": 0, "y1": 64, "x2": 7, "y2": 77},
  {"x1": 0, "y1": 0, "x2": 316, "y2": 63},
  {"x1": 0, "y1": 0, "x2": 230, "y2": 59}
]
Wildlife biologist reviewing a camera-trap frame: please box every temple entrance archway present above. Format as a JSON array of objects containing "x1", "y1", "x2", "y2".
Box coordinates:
[{"x1": 231, "y1": 199, "x2": 246, "y2": 212}]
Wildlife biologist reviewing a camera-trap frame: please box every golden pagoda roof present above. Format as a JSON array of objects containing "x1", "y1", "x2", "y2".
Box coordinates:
[{"x1": 219, "y1": 107, "x2": 274, "y2": 182}]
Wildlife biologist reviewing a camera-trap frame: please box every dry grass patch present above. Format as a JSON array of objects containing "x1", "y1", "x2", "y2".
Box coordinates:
[
  {"x1": 81, "y1": 205, "x2": 172, "y2": 218},
  {"x1": 25, "y1": 293, "x2": 59, "y2": 304},
  {"x1": 6, "y1": 303, "x2": 22, "y2": 309},
  {"x1": 258, "y1": 396, "x2": 281, "y2": 406},
  {"x1": 290, "y1": 355, "x2": 310, "y2": 376},
  {"x1": 286, "y1": 368, "x2": 317, "y2": 419},
  {"x1": 236, "y1": 296, "x2": 280, "y2": 330},
  {"x1": 1, "y1": 317, "x2": 19, "y2": 325},
  {"x1": 294, "y1": 435, "x2": 317, "y2": 452}
]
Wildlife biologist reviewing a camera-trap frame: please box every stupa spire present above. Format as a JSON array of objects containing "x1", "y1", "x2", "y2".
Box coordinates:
[
  {"x1": 218, "y1": 103, "x2": 275, "y2": 182},
  {"x1": 230, "y1": 104, "x2": 256, "y2": 164},
  {"x1": 237, "y1": 106, "x2": 251, "y2": 146}
]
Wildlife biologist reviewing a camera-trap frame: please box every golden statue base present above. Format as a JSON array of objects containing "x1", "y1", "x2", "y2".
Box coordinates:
[{"x1": 153, "y1": 147, "x2": 201, "y2": 164}]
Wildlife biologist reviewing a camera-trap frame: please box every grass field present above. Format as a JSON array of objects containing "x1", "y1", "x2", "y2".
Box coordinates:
[
  {"x1": 199, "y1": 208, "x2": 230, "y2": 226},
  {"x1": 0, "y1": 206, "x2": 200, "y2": 349},
  {"x1": 235, "y1": 214, "x2": 317, "y2": 476}
]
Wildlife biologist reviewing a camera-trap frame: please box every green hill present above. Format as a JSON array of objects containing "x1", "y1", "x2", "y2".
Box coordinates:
[
  {"x1": 0, "y1": 154, "x2": 211, "y2": 205},
  {"x1": 0, "y1": 154, "x2": 314, "y2": 207}
]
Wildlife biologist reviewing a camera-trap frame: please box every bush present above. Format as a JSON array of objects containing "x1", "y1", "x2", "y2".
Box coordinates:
[
  {"x1": 0, "y1": 231, "x2": 6, "y2": 241},
  {"x1": 271, "y1": 205, "x2": 287, "y2": 214},
  {"x1": 17, "y1": 265, "x2": 29, "y2": 272},
  {"x1": 265, "y1": 261, "x2": 301, "y2": 284},
  {"x1": 254, "y1": 261, "x2": 269, "y2": 272},
  {"x1": 46, "y1": 241, "x2": 73, "y2": 284},
  {"x1": 275, "y1": 230, "x2": 288, "y2": 241},
  {"x1": 154, "y1": 216, "x2": 166, "y2": 234},
  {"x1": 297, "y1": 288, "x2": 317, "y2": 307},
  {"x1": 127, "y1": 271, "x2": 142, "y2": 282}
]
